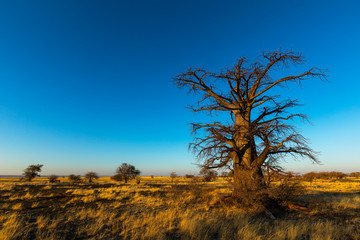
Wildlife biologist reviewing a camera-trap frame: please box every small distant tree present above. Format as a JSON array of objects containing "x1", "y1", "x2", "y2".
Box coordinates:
[
  {"x1": 170, "y1": 172, "x2": 178, "y2": 182},
  {"x1": 112, "y1": 163, "x2": 141, "y2": 183},
  {"x1": 85, "y1": 172, "x2": 99, "y2": 183},
  {"x1": 22, "y1": 164, "x2": 43, "y2": 181},
  {"x1": 68, "y1": 174, "x2": 81, "y2": 183},
  {"x1": 199, "y1": 167, "x2": 218, "y2": 182},
  {"x1": 48, "y1": 174, "x2": 59, "y2": 183}
]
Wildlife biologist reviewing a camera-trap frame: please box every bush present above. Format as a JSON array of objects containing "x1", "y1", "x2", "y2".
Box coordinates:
[
  {"x1": 199, "y1": 168, "x2": 218, "y2": 182},
  {"x1": 68, "y1": 174, "x2": 81, "y2": 183},
  {"x1": 48, "y1": 174, "x2": 59, "y2": 183},
  {"x1": 269, "y1": 180, "x2": 305, "y2": 203},
  {"x1": 350, "y1": 172, "x2": 360, "y2": 177},
  {"x1": 303, "y1": 172, "x2": 317, "y2": 181},
  {"x1": 303, "y1": 171, "x2": 348, "y2": 181},
  {"x1": 328, "y1": 171, "x2": 347, "y2": 179},
  {"x1": 135, "y1": 177, "x2": 141, "y2": 184},
  {"x1": 85, "y1": 172, "x2": 99, "y2": 183},
  {"x1": 170, "y1": 172, "x2": 178, "y2": 182},
  {"x1": 185, "y1": 174, "x2": 195, "y2": 178}
]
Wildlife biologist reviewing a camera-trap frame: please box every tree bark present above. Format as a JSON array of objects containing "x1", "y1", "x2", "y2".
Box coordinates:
[
  {"x1": 232, "y1": 112, "x2": 266, "y2": 198},
  {"x1": 233, "y1": 164, "x2": 266, "y2": 197}
]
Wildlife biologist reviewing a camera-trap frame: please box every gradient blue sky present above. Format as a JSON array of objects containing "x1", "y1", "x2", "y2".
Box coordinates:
[{"x1": 0, "y1": 0, "x2": 359, "y2": 176}]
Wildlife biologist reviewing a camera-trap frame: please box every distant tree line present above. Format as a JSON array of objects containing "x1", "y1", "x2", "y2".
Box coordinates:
[
  {"x1": 20, "y1": 162, "x2": 141, "y2": 184},
  {"x1": 262, "y1": 171, "x2": 359, "y2": 182},
  {"x1": 18, "y1": 163, "x2": 360, "y2": 184},
  {"x1": 303, "y1": 171, "x2": 349, "y2": 181}
]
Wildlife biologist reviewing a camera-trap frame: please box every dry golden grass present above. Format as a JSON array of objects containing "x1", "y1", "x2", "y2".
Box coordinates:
[
  {"x1": 0, "y1": 176, "x2": 360, "y2": 239},
  {"x1": 301, "y1": 178, "x2": 360, "y2": 193}
]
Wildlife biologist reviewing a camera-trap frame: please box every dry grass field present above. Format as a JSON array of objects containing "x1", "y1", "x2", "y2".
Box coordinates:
[{"x1": 1, "y1": 176, "x2": 360, "y2": 239}]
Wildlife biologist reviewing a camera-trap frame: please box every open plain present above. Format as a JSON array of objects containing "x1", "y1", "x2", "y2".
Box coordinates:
[{"x1": 1, "y1": 176, "x2": 360, "y2": 239}]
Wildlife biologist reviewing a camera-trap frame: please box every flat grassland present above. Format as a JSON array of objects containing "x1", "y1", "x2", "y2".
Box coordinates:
[{"x1": 1, "y1": 177, "x2": 360, "y2": 239}]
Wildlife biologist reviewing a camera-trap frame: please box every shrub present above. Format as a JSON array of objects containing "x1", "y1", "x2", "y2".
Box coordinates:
[
  {"x1": 135, "y1": 177, "x2": 141, "y2": 184},
  {"x1": 199, "y1": 168, "x2": 218, "y2": 182},
  {"x1": 350, "y1": 172, "x2": 360, "y2": 177},
  {"x1": 303, "y1": 172, "x2": 317, "y2": 181},
  {"x1": 48, "y1": 174, "x2": 59, "y2": 183},
  {"x1": 185, "y1": 174, "x2": 195, "y2": 178},
  {"x1": 170, "y1": 172, "x2": 178, "y2": 182},
  {"x1": 269, "y1": 179, "x2": 305, "y2": 203},
  {"x1": 68, "y1": 174, "x2": 81, "y2": 183},
  {"x1": 303, "y1": 171, "x2": 348, "y2": 180},
  {"x1": 85, "y1": 172, "x2": 99, "y2": 183}
]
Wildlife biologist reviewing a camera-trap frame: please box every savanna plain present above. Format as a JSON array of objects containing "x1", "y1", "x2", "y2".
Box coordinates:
[{"x1": 1, "y1": 175, "x2": 360, "y2": 240}]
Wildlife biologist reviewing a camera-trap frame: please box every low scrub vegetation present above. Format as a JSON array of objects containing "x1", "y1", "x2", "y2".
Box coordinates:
[{"x1": 303, "y1": 171, "x2": 348, "y2": 181}]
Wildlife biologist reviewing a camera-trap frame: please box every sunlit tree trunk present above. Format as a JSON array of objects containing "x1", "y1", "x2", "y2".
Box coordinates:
[{"x1": 232, "y1": 112, "x2": 266, "y2": 197}]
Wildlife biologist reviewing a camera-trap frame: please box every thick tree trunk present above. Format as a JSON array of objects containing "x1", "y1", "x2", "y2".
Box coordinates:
[
  {"x1": 231, "y1": 111, "x2": 269, "y2": 205},
  {"x1": 233, "y1": 164, "x2": 266, "y2": 197},
  {"x1": 233, "y1": 163, "x2": 277, "y2": 219}
]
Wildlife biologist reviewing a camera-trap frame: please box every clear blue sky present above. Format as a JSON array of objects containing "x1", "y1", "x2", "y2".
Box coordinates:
[{"x1": 0, "y1": 0, "x2": 359, "y2": 176}]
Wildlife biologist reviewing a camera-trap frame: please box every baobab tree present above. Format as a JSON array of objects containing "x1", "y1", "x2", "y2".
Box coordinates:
[{"x1": 175, "y1": 50, "x2": 326, "y2": 201}]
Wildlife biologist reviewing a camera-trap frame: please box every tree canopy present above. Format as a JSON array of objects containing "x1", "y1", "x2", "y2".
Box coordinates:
[
  {"x1": 22, "y1": 164, "x2": 43, "y2": 181},
  {"x1": 112, "y1": 163, "x2": 141, "y2": 183},
  {"x1": 85, "y1": 172, "x2": 99, "y2": 183}
]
